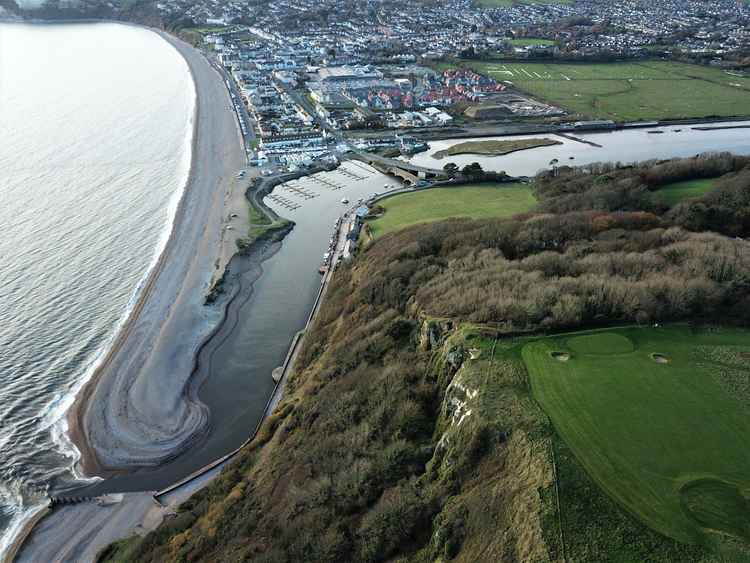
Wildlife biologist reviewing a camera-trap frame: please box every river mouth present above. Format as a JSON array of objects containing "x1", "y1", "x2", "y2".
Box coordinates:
[{"x1": 73, "y1": 162, "x2": 396, "y2": 496}]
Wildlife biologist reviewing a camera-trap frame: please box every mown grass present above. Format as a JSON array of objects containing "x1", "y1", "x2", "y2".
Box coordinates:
[
  {"x1": 523, "y1": 326, "x2": 750, "y2": 556},
  {"x1": 509, "y1": 37, "x2": 556, "y2": 46},
  {"x1": 462, "y1": 329, "x2": 718, "y2": 561},
  {"x1": 455, "y1": 60, "x2": 750, "y2": 121},
  {"x1": 366, "y1": 183, "x2": 536, "y2": 238},
  {"x1": 653, "y1": 178, "x2": 717, "y2": 205}
]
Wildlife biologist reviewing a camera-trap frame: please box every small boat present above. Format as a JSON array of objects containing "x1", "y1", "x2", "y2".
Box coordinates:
[
  {"x1": 341, "y1": 198, "x2": 349, "y2": 204},
  {"x1": 569, "y1": 156, "x2": 575, "y2": 160},
  {"x1": 673, "y1": 129, "x2": 682, "y2": 132}
]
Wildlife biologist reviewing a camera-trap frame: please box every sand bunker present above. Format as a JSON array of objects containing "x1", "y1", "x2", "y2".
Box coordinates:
[
  {"x1": 651, "y1": 353, "x2": 670, "y2": 364},
  {"x1": 550, "y1": 351, "x2": 570, "y2": 362}
]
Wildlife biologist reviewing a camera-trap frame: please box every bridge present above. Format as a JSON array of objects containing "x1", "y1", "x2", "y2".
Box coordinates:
[{"x1": 351, "y1": 151, "x2": 448, "y2": 186}]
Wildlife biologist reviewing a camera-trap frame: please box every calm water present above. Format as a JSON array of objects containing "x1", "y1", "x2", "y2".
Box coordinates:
[
  {"x1": 404, "y1": 121, "x2": 750, "y2": 175},
  {"x1": 76, "y1": 161, "x2": 396, "y2": 497},
  {"x1": 0, "y1": 22, "x2": 194, "y2": 553}
]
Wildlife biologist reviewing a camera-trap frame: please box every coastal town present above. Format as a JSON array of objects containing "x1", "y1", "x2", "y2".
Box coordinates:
[
  {"x1": 4, "y1": 1, "x2": 750, "y2": 562},
  {"x1": 152, "y1": 0, "x2": 750, "y2": 61},
  {"x1": 92, "y1": 0, "x2": 737, "y2": 178}
]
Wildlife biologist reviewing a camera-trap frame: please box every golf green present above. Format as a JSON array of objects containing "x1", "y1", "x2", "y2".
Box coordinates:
[{"x1": 523, "y1": 326, "x2": 750, "y2": 550}]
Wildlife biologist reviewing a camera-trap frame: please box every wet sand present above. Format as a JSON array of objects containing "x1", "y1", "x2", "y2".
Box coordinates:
[{"x1": 69, "y1": 30, "x2": 246, "y2": 474}]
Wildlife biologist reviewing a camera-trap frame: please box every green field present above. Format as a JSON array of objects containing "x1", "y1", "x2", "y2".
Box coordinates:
[
  {"x1": 508, "y1": 38, "x2": 556, "y2": 46},
  {"x1": 523, "y1": 326, "x2": 750, "y2": 554},
  {"x1": 653, "y1": 178, "x2": 717, "y2": 205},
  {"x1": 458, "y1": 60, "x2": 750, "y2": 121},
  {"x1": 366, "y1": 183, "x2": 536, "y2": 238}
]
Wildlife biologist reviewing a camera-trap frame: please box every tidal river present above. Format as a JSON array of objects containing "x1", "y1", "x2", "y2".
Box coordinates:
[
  {"x1": 0, "y1": 22, "x2": 194, "y2": 553},
  {"x1": 403, "y1": 121, "x2": 750, "y2": 175}
]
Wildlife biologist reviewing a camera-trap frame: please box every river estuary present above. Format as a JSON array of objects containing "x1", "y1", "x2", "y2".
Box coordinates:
[{"x1": 3, "y1": 19, "x2": 750, "y2": 557}]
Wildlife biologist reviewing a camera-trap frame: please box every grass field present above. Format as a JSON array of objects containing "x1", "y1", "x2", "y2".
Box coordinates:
[
  {"x1": 523, "y1": 326, "x2": 750, "y2": 555},
  {"x1": 508, "y1": 38, "x2": 556, "y2": 46},
  {"x1": 457, "y1": 60, "x2": 750, "y2": 121},
  {"x1": 653, "y1": 178, "x2": 717, "y2": 205},
  {"x1": 366, "y1": 183, "x2": 536, "y2": 238}
]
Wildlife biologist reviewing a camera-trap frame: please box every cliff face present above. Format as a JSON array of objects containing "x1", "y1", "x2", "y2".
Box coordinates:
[{"x1": 417, "y1": 327, "x2": 560, "y2": 562}]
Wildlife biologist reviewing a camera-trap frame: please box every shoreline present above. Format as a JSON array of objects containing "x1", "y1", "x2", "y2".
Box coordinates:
[
  {"x1": 68, "y1": 27, "x2": 245, "y2": 475},
  {"x1": 65, "y1": 28, "x2": 201, "y2": 477},
  {"x1": 8, "y1": 24, "x2": 296, "y2": 559}
]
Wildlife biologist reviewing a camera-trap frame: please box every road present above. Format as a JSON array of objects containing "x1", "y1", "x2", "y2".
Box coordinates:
[
  {"x1": 207, "y1": 56, "x2": 257, "y2": 157},
  {"x1": 276, "y1": 82, "x2": 342, "y2": 140}
]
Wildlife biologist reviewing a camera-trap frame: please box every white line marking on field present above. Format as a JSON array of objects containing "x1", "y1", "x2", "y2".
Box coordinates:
[
  {"x1": 534, "y1": 71, "x2": 543, "y2": 78},
  {"x1": 561, "y1": 74, "x2": 571, "y2": 81},
  {"x1": 521, "y1": 68, "x2": 533, "y2": 78}
]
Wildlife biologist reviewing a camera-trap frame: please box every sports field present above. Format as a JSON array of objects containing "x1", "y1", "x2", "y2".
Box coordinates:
[
  {"x1": 366, "y1": 183, "x2": 536, "y2": 238},
  {"x1": 653, "y1": 178, "x2": 717, "y2": 206},
  {"x1": 460, "y1": 60, "x2": 750, "y2": 121},
  {"x1": 508, "y1": 38, "x2": 556, "y2": 47},
  {"x1": 523, "y1": 326, "x2": 750, "y2": 552}
]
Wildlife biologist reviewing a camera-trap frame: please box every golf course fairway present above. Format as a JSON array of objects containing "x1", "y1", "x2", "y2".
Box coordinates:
[{"x1": 522, "y1": 326, "x2": 750, "y2": 552}]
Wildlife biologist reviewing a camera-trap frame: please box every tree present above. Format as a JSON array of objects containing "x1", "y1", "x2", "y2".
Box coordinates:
[
  {"x1": 443, "y1": 162, "x2": 459, "y2": 178},
  {"x1": 461, "y1": 162, "x2": 484, "y2": 182}
]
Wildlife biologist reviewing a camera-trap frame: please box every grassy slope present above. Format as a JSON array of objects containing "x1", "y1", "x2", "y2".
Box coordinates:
[
  {"x1": 432, "y1": 138, "x2": 561, "y2": 159},
  {"x1": 523, "y1": 326, "x2": 750, "y2": 555},
  {"x1": 235, "y1": 197, "x2": 291, "y2": 253},
  {"x1": 653, "y1": 178, "x2": 716, "y2": 206},
  {"x1": 458, "y1": 60, "x2": 750, "y2": 121},
  {"x1": 367, "y1": 183, "x2": 536, "y2": 238}
]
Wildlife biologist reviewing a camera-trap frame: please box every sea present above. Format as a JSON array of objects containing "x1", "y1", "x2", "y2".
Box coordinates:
[{"x1": 0, "y1": 22, "x2": 195, "y2": 554}]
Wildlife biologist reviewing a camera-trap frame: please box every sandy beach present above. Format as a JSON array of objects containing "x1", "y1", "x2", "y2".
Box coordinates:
[{"x1": 69, "y1": 30, "x2": 246, "y2": 474}]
